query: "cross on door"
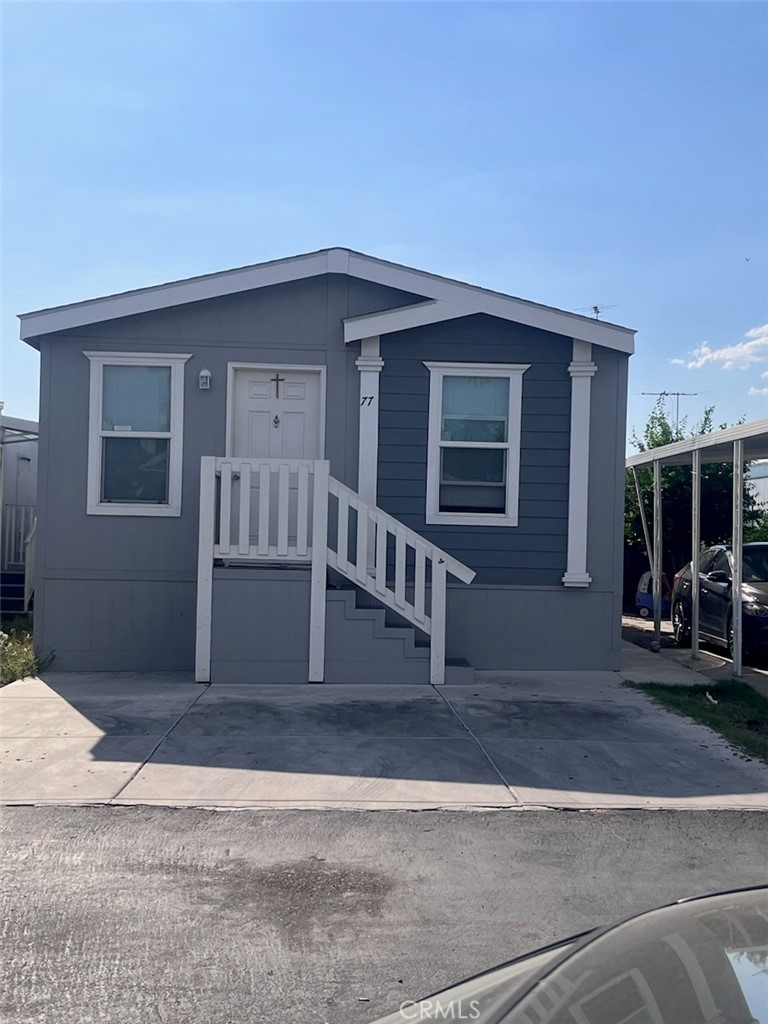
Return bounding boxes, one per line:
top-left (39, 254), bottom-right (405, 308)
top-left (271, 373), bottom-right (285, 398)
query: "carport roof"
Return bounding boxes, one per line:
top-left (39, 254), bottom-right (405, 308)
top-left (626, 417), bottom-right (768, 468)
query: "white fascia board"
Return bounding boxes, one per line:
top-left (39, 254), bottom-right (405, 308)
top-left (19, 249), bottom-right (340, 342)
top-left (343, 300), bottom-right (479, 343)
top-left (19, 245), bottom-right (636, 355)
top-left (626, 417), bottom-right (768, 469)
top-left (345, 252), bottom-right (636, 354)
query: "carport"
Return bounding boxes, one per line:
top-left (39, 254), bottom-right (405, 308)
top-left (626, 417), bottom-right (768, 676)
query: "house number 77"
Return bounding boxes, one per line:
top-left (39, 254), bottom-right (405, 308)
top-left (360, 396), bottom-right (375, 406)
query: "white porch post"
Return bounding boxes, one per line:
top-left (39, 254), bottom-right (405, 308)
top-left (308, 459), bottom-right (330, 682)
top-left (652, 459), bottom-right (663, 644)
top-left (430, 557), bottom-right (447, 685)
top-left (195, 456), bottom-right (217, 683)
top-left (356, 336), bottom-right (383, 506)
top-left (732, 439), bottom-right (744, 677)
top-left (691, 448), bottom-right (701, 659)
top-left (562, 340), bottom-right (598, 587)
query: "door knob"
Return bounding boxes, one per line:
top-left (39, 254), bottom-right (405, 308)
top-left (273, 415), bottom-right (280, 427)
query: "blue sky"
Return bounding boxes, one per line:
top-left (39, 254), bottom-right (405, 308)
top-left (2, 1), bottom-right (767, 442)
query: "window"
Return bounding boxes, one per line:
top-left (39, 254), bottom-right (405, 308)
top-left (425, 362), bottom-right (529, 527)
top-left (697, 549), bottom-right (718, 574)
top-left (710, 550), bottom-right (731, 577)
top-left (85, 352), bottom-right (191, 516)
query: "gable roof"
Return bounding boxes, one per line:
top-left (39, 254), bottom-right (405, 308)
top-left (19, 247), bottom-right (635, 354)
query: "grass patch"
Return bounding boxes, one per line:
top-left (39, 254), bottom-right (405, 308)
top-left (627, 679), bottom-right (768, 765)
top-left (0, 622), bottom-right (53, 686)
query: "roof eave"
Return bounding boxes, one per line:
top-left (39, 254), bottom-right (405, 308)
top-left (19, 246), bottom-right (636, 354)
top-left (626, 418), bottom-right (768, 468)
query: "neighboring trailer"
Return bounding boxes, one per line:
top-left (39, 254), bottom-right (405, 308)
top-left (19, 248), bottom-right (634, 680)
top-left (0, 412), bottom-right (39, 614)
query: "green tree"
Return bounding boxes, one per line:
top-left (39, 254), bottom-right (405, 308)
top-left (625, 400), bottom-right (766, 574)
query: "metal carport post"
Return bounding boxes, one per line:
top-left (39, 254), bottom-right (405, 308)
top-left (627, 418), bottom-right (768, 679)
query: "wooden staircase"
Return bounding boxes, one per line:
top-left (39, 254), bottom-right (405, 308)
top-left (195, 457), bottom-right (476, 684)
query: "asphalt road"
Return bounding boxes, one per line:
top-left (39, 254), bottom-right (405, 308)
top-left (2, 807), bottom-right (767, 1024)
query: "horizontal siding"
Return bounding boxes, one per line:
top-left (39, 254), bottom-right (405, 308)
top-left (377, 316), bottom-right (571, 586)
top-left (378, 479), bottom-right (569, 503)
top-left (377, 496), bottom-right (569, 518)
top-left (391, 514), bottom-right (569, 537)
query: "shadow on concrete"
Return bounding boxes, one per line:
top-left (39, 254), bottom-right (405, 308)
top-left (2, 671), bottom-right (767, 807)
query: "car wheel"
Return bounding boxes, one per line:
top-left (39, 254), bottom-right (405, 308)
top-left (638, 607), bottom-right (650, 618)
top-left (672, 601), bottom-right (691, 648)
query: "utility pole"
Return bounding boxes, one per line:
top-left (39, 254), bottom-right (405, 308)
top-left (641, 391), bottom-right (700, 434)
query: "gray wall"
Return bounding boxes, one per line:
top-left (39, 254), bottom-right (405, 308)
top-left (211, 567), bottom-right (310, 683)
top-left (445, 343), bottom-right (629, 670)
top-left (376, 323), bottom-right (628, 670)
top-left (378, 314), bottom-right (571, 587)
top-left (31, 274), bottom-right (421, 670)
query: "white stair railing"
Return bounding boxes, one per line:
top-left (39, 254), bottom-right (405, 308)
top-left (326, 476), bottom-right (475, 684)
top-left (23, 517), bottom-right (37, 612)
top-left (2, 503), bottom-right (36, 570)
top-left (195, 457), bottom-right (475, 685)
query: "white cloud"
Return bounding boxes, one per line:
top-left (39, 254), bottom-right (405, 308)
top-left (748, 386), bottom-right (768, 396)
top-left (669, 357), bottom-right (685, 365)
top-left (680, 323), bottom-right (768, 371)
top-left (761, 370), bottom-right (768, 380)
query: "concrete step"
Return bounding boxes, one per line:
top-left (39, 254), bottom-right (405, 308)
top-left (325, 591), bottom-right (429, 683)
top-left (1, 573), bottom-right (26, 614)
top-left (325, 579), bottom-right (475, 685)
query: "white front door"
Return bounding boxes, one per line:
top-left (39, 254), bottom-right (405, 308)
top-left (228, 367), bottom-right (324, 558)
top-left (231, 367), bottom-right (323, 460)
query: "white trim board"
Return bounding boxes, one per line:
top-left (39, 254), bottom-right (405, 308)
top-left (355, 338), bottom-right (383, 507)
top-left (626, 416), bottom-right (768, 468)
top-left (562, 340), bottom-right (596, 587)
top-left (343, 300), bottom-right (480, 343)
top-left (20, 248), bottom-right (636, 354)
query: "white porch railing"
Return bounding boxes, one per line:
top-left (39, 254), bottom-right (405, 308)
top-left (2, 502), bottom-right (36, 570)
top-left (24, 518), bottom-right (37, 611)
top-left (195, 457), bottom-right (475, 685)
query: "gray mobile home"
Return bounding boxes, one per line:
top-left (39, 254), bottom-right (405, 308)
top-left (19, 249), bottom-right (634, 683)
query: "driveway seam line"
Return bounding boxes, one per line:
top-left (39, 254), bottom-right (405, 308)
top-left (108, 684), bottom-right (212, 803)
top-left (431, 685), bottom-right (524, 806)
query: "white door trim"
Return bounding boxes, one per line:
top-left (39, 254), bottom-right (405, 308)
top-left (225, 362), bottom-right (327, 459)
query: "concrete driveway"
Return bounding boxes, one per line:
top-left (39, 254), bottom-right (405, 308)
top-left (3, 660), bottom-right (768, 810)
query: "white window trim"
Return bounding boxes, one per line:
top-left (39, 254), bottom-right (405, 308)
top-left (424, 361), bottom-right (530, 527)
top-left (85, 352), bottom-right (191, 517)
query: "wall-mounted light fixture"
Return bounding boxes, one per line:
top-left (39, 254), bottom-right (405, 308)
top-left (199, 368), bottom-right (211, 390)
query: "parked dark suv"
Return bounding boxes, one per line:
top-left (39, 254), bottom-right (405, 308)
top-left (670, 541), bottom-right (768, 661)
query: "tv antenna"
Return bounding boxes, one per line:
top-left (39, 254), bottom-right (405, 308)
top-left (641, 390), bottom-right (701, 433)
top-left (574, 304), bottom-right (618, 320)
